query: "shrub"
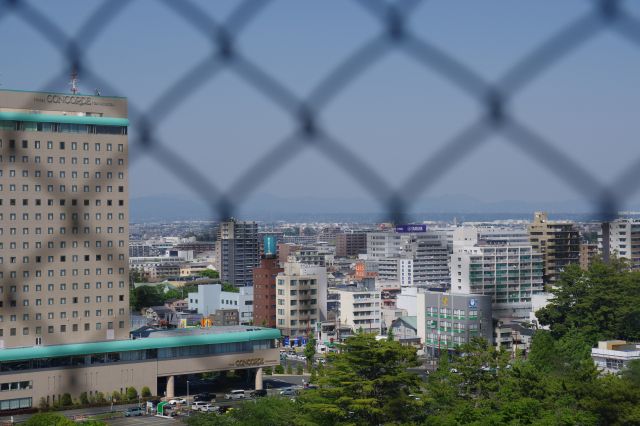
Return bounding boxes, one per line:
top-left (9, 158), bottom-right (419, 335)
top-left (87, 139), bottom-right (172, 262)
top-left (296, 365), bottom-right (304, 375)
top-left (310, 368), bottom-right (318, 384)
top-left (274, 364), bottom-right (284, 374)
top-left (141, 386), bottom-right (152, 398)
top-left (60, 393), bottom-right (72, 407)
top-left (38, 397), bottom-right (48, 410)
top-left (286, 363), bottom-right (293, 375)
top-left (126, 387), bottom-right (138, 401)
top-left (95, 392), bottom-right (106, 404)
top-left (264, 367), bottom-right (273, 375)
top-left (111, 391), bottom-right (121, 403)
top-left (79, 392), bottom-right (89, 405)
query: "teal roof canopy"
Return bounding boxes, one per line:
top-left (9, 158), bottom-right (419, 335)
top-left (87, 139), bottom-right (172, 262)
top-left (0, 111), bottom-right (128, 127)
top-left (0, 328), bottom-right (280, 362)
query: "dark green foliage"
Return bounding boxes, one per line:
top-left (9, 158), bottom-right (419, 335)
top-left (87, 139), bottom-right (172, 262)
top-left (26, 413), bottom-right (76, 426)
top-left (302, 331), bottom-right (422, 425)
top-left (221, 282), bottom-right (239, 293)
top-left (126, 387), bottom-right (138, 401)
top-left (200, 269), bottom-right (220, 279)
top-left (274, 364), bottom-right (284, 374)
top-left (60, 393), bottom-right (72, 406)
top-left (536, 260), bottom-right (640, 343)
top-left (79, 392), bottom-right (89, 405)
top-left (141, 386), bottom-right (152, 397)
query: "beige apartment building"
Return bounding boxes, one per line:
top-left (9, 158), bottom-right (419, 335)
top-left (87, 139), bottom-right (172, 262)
top-left (276, 262), bottom-right (327, 339)
top-left (528, 212), bottom-right (580, 285)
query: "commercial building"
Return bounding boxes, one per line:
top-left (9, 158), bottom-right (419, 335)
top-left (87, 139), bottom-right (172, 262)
top-left (216, 219), bottom-right (259, 287)
top-left (389, 316), bottom-right (419, 346)
top-left (332, 285), bottom-right (382, 334)
top-left (367, 229), bottom-right (449, 288)
top-left (276, 262), bottom-right (328, 340)
top-left (335, 232), bottom-right (367, 258)
top-left (187, 284), bottom-right (254, 325)
top-left (0, 89), bottom-right (130, 347)
top-left (528, 212), bottom-right (580, 284)
top-left (417, 291), bottom-right (493, 354)
top-left (452, 226), bottom-right (544, 320)
top-left (591, 340), bottom-right (640, 374)
top-left (0, 327), bottom-right (280, 409)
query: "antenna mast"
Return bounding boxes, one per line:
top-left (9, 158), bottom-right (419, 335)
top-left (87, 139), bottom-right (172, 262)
top-left (70, 68), bottom-right (79, 94)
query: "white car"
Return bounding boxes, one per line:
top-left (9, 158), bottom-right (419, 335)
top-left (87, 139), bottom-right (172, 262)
top-left (200, 404), bottom-right (220, 413)
top-left (168, 398), bottom-right (186, 405)
top-left (191, 401), bottom-right (208, 411)
top-left (224, 390), bottom-right (246, 400)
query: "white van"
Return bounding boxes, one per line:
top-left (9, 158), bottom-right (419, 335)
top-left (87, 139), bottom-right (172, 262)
top-left (224, 390), bottom-right (246, 400)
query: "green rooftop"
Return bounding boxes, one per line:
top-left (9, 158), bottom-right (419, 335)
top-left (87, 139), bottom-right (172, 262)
top-left (0, 328), bottom-right (280, 362)
top-left (0, 111), bottom-right (128, 127)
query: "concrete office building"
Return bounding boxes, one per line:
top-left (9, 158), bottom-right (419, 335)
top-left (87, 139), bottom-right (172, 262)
top-left (452, 226), bottom-right (544, 320)
top-left (332, 285), bottom-right (382, 334)
top-left (276, 262), bottom-right (328, 339)
top-left (0, 327), bottom-right (280, 407)
top-left (528, 212), bottom-right (580, 284)
top-left (188, 284), bottom-right (254, 325)
top-left (367, 230), bottom-right (449, 287)
top-left (335, 232), bottom-right (367, 258)
top-left (0, 89), bottom-right (130, 348)
top-left (216, 219), bottom-right (259, 287)
top-left (580, 242), bottom-right (598, 271)
top-left (417, 291), bottom-right (493, 354)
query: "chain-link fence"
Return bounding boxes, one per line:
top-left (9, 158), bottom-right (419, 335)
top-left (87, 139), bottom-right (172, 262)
top-left (1, 0), bottom-right (640, 403)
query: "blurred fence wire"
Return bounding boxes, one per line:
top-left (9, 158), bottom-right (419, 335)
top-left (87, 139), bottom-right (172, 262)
top-left (1, 0), bottom-right (640, 396)
top-left (4, 0), bottom-right (640, 222)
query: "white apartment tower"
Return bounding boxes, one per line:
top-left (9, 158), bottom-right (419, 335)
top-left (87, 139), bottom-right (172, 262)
top-left (451, 226), bottom-right (544, 320)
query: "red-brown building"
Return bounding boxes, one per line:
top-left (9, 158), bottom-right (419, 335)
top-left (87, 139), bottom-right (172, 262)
top-left (252, 257), bottom-right (284, 327)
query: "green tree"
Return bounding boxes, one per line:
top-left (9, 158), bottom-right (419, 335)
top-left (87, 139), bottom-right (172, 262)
top-left (304, 336), bottom-right (316, 371)
top-left (79, 392), bottom-right (89, 405)
top-left (25, 413), bottom-right (76, 426)
top-left (95, 392), bottom-right (106, 404)
top-left (199, 269), bottom-right (220, 279)
top-left (132, 285), bottom-right (164, 310)
top-left (60, 393), bottom-right (72, 406)
top-left (296, 364), bottom-right (304, 375)
top-left (141, 386), bottom-right (152, 398)
top-left (302, 331), bottom-right (422, 425)
top-left (231, 397), bottom-right (304, 426)
top-left (126, 387), bottom-right (138, 401)
top-left (221, 282), bottom-right (239, 293)
top-left (274, 364), bottom-right (284, 374)
top-left (536, 260), bottom-right (640, 343)
top-left (286, 363), bottom-right (293, 375)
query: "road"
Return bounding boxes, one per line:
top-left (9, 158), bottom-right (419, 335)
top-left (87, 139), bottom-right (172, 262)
top-left (0, 403), bottom-right (140, 424)
top-left (106, 416), bottom-right (177, 425)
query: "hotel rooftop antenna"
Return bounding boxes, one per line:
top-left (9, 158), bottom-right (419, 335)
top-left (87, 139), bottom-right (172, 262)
top-left (70, 68), bottom-right (79, 94)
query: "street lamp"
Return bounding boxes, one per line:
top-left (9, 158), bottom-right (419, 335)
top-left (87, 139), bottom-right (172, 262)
top-left (187, 380), bottom-right (190, 416)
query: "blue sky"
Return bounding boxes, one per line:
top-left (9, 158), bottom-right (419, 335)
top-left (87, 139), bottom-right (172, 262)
top-left (2, 0), bottom-right (640, 215)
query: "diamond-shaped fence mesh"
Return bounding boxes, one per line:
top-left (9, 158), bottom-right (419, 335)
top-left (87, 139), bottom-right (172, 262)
top-left (1, 0), bottom-right (640, 398)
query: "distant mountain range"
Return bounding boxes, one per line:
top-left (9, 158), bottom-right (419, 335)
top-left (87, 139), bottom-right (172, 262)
top-left (129, 194), bottom-right (628, 223)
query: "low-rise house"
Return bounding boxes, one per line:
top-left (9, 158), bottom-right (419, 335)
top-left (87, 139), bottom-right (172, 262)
top-left (592, 340), bottom-right (640, 374)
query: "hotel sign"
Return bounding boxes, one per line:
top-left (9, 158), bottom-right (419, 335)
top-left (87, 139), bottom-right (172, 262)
top-left (234, 358), bottom-right (264, 367)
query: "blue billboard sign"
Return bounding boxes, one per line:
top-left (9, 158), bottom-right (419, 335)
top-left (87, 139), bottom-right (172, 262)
top-left (395, 224), bottom-right (427, 233)
top-left (283, 336), bottom-right (290, 346)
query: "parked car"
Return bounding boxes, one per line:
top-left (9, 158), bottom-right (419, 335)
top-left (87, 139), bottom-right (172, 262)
top-left (200, 404), bottom-right (220, 413)
top-left (168, 398), bottom-right (187, 405)
top-left (124, 407), bottom-right (144, 417)
top-left (194, 393), bottom-right (215, 402)
top-left (224, 390), bottom-right (246, 400)
top-left (279, 388), bottom-right (297, 397)
top-left (191, 401), bottom-right (209, 411)
top-left (250, 389), bottom-right (267, 398)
